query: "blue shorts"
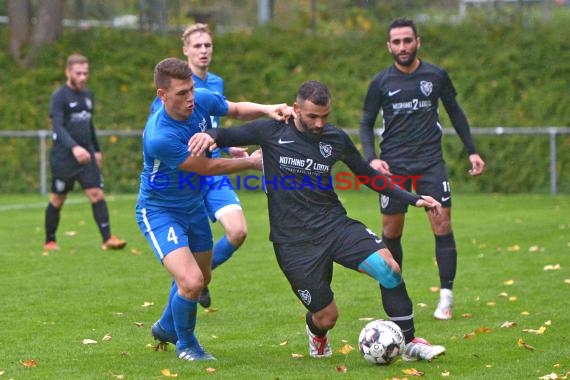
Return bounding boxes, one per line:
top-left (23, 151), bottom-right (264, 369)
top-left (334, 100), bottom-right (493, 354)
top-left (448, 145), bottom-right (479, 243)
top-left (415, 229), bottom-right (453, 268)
top-left (136, 203), bottom-right (213, 262)
top-left (202, 175), bottom-right (242, 222)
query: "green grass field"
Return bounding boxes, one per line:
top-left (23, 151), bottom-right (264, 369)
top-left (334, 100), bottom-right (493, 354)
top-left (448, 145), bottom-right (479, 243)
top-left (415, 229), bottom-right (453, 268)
top-left (0, 192), bottom-right (568, 379)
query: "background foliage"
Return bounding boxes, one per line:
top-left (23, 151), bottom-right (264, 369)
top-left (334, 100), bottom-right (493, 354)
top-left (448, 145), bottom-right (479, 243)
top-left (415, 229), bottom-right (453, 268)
top-left (0, 6), bottom-right (569, 194)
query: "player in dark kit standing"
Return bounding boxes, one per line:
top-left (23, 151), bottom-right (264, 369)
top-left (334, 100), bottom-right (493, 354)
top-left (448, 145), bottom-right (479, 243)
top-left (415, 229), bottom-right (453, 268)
top-left (189, 80), bottom-right (446, 361)
top-left (44, 54), bottom-right (126, 251)
top-left (359, 18), bottom-right (485, 320)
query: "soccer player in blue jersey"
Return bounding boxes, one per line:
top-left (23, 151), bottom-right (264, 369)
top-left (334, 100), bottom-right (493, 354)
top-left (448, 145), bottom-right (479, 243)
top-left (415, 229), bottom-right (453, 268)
top-left (137, 57), bottom-right (291, 361)
top-left (359, 18), bottom-right (486, 320)
top-left (180, 23), bottom-right (250, 308)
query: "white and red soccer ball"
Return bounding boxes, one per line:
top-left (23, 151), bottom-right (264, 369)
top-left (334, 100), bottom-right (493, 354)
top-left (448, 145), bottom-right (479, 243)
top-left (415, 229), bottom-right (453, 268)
top-left (358, 319), bottom-right (405, 365)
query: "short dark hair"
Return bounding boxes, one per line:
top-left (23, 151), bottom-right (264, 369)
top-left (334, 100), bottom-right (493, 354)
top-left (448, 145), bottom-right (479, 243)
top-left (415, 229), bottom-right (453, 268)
top-left (296, 80), bottom-right (331, 106)
top-left (154, 57), bottom-right (193, 89)
top-left (387, 18), bottom-right (418, 40)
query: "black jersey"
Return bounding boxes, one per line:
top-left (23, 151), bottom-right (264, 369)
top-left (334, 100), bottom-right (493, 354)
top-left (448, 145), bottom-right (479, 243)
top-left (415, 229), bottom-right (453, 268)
top-left (360, 61), bottom-right (476, 166)
top-left (207, 119), bottom-right (420, 244)
top-left (49, 85), bottom-right (100, 164)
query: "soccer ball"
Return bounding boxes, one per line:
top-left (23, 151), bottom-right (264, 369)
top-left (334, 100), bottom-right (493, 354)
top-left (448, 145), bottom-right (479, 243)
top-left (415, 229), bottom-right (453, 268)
top-left (358, 319), bottom-right (405, 365)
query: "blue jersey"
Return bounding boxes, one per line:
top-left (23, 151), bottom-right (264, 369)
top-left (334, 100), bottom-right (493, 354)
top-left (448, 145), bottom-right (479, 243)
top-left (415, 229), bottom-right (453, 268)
top-left (138, 88), bottom-right (229, 211)
top-left (193, 72), bottom-right (225, 158)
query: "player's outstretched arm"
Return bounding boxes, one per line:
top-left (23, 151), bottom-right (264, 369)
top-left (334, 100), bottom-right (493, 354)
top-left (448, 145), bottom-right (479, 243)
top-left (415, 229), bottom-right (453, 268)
top-left (226, 102), bottom-right (293, 121)
top-left (178, 155), bottom-right (261, 175)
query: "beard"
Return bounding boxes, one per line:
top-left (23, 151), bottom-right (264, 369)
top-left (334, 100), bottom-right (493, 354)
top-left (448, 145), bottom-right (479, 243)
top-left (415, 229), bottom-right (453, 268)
top-left (299, 118), bottom-right (323, 139)
top-left (393, 49), bottom-right (417, 67)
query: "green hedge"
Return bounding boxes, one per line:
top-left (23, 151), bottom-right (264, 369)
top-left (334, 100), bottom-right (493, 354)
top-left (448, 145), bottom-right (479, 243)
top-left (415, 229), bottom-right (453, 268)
top-left (0, 14), bottom-right (569, 193)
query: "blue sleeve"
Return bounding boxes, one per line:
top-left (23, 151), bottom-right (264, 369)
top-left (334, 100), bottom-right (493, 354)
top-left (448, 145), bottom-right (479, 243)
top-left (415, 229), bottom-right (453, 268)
top-left (195, 87), bottom-right (229, 117)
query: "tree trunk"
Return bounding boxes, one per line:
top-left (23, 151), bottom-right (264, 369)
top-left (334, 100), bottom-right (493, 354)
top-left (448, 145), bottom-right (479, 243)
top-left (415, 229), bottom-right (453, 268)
top-left (8, 0), bottom-right (32, 67)
top-left (8, 0), bottom-right (65, 68)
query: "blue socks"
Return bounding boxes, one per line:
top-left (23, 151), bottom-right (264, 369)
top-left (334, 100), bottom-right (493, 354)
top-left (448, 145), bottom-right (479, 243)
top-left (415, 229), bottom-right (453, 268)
top-left (158, 281), bottom-right (177, 333)
top-left (171, 293), bottom-right (198, 349)
top-left (212, 235), bottom-right (238, 270)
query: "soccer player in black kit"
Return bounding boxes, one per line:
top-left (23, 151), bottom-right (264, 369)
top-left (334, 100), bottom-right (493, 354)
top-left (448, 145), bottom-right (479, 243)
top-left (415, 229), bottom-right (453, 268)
top-left (189, 80), bottom-right (446, 361)
top-left (44, 54), bottom-right (126, 251)
top-left (359, 18), bottom-right (485, 320)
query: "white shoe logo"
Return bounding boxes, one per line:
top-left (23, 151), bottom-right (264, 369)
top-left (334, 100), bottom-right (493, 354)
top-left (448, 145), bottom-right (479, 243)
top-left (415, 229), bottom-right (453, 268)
top-left (388, 89), bottom-right (401, 96)
top-left (278, 138), bottom-right (294, 144)
top-left (441, 196), bottom-right (451, 202)
top-left (69, 102), bottom-right (78, 107)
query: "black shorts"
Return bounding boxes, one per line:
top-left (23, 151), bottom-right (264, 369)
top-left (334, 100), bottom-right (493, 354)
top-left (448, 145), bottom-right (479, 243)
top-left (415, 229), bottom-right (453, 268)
top-left (50, 160), bottom-right (104, 194)
top-left (380, 160), bottom-right (451, 214)
top-left (273, 218), bottom-right (385, 313)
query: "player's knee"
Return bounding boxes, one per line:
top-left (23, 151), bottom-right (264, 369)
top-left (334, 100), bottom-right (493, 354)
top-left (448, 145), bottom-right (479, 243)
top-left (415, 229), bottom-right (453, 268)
top-left (226, 226), bottom-right (248, 247)
top-left (358, 252), bottom-right (402, 289)
top-left (178, 275), bottom-right (205, 299)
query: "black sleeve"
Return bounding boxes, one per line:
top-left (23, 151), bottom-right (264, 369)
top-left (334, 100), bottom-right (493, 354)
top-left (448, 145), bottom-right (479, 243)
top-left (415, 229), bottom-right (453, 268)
top-left (205, 119), bottom-right (268, 147)
top-left (440, 72), bottom-right (477, 155)
top-left (49, 90), bottom-right (78, 150)
top-left (89, 94), bottom-right (100, 152)
top-left (340, 132), bottom-right (421, 205)
top-left (359, 78), bottom-right (383, 162)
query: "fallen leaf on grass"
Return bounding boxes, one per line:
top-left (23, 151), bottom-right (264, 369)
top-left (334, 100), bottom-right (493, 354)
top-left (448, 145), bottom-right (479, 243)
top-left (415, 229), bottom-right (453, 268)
top-left (545, 320), bottom-right (552, 326)
top-left (161, 368), bottom-right (178, 377)
top-left (130, 248), bottom-right (142, 255)
top-left (338, 343), bottom-right (354, 355)
top-left (509, 296), bottom-right (518, 301)
top-left (503, 280), bottom-right (515, 285)
top-left (528, 245), bottom-right (541, 252)
top-left (462, 313), bottom-right (474, 318)
top-left (417, 303), bottom-right (427, 308)
top-left (402, 368), bottom-right (424, 376)
top-left (82, 339), bottom-right (97, 345)
top-left (0, 369), bottom-right (5, 375)
top-left (486, 301), bottom-right (496, 307)
top-left (141, 301), bottom-right (154, 307)
top-left (279, 340), bottom-right (288, 346)
top-left (498, 292), bottom-right (509, 297)
top-left (291, 353), bottom-right (304, 359)
top-left (429, 286), bottom-right (440, 292)
top-left (441, 370), bottom-right (451, 377)
top-left (517, 338), bottom-right (535, 351)
top-left (102, 333), bottom-right (112, 341)
top-left (463, 327), bottom-right (492, 339)
top-left (204, 307), bottom-right (219, 313)
top-left (521, 311), bottom-right (530, 316)
top-left (507, 244), bottom-right (520, 252)
top-left (335, 365), bottom-right (348, 373)
top-left (20, 359), bottom-right (37, 368)
top-left (544, 264), bottom-right (561, 271)
top-left (539, 373), bottom-right (561, 380)
top-left (523, 326), bottom-right (546, 335)
top-left (205, 368), bottom-right (216, 373)
top-left (134, 322), bottom-right (144, 327)
top-left (64, 230), bottom-right (77, 236)
top-left (564, 279), bottom-right (570, 284)
top-left (107, 371), bottom-right (125, 379)
top-left (358, 317), bottom-right (375, 321)
top-left (500, 321), bottom-right (517, 328)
